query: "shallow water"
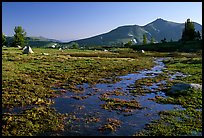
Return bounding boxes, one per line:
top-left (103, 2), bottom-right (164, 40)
top-left (50, 58), bottom-right (186, 136)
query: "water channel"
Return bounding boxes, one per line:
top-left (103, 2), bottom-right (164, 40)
top-left (50, 58), bottom-right (186, 136)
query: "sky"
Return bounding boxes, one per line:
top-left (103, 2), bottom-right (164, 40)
top-left (2, 2), bottom-right (202, 42)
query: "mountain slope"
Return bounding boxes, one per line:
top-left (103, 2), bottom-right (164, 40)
top-left (70, 18), bottom-right (202, 47)
top-left (5, 36), bottom-right (60, 47)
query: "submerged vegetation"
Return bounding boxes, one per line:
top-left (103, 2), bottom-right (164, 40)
top-left (2, 40), bottom-right (202, 136)
top-left (98, 118), bottom-right (122, 132)
top-left (100, 95), bottom-right (142, 112)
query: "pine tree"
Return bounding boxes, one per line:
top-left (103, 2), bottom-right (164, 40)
top-left (72, 42), bottom-right (79, 49)
top-left (161, 37), bottom-right (167, 43)
top-left (12, 26), bottom-right (27, 47)
top-left (143, 34), bottom-right (147, 45)
top-left (150, 37), bottom-right (155, 44)
top-left (124, 40), bottom-right (132, 48)
top-left (182, 19), bottom-right (196, 41)
top-left (195, 31), bottom-right (201, 40)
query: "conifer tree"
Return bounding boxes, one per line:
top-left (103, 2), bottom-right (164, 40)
top-left (143, 34), bottom-right (147, 45)
top-left (150, 37), bottom-right (155, 44)
top-left (12, 26), bottom-right (27, 47)
top-left (182, 19), bottom-right (196, 41)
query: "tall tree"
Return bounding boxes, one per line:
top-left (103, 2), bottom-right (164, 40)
top-left (195, 31), bottom-right (201, 40)
top-left (12, 26), bottom-right (27, 47)
top-left (2, 33), bottom-right (7, 46)
top-left (71, 42), bottom-right (79, 49)
top-left (181, 19), bottom-right (196, 41)
top-left (150, 37), bottom-right (155, 44)
top-left (143, 34), bottom-right (147, 45)
top-left (124, 40), bottom-right (132, 48)
top-left (161, 37), bottom-right (167, 43)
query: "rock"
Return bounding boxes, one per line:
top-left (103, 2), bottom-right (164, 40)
top-left (169, 83), bottom-right (190, 93)
top-left (168, 83), bottom-right (202, 95)
top-left (189, 83), bottom-right (202, 90)
top-left (17, 45), bottom-right (22, 48)
top-left (42, 53), bottom-right (49, 55)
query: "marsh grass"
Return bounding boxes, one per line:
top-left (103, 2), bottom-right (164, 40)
top-left (2, 106), bottom-right (68, 136)
top-left (130, 73), bottom-right (171, 94)
top-left (2, 47), bottom-right (154, 136)
top-left (98, 118), bottom-right (122, 132)
top-left (2, 47), bottom-right (202, 136)
top-left (134, 56), bottom-right (202, 136)
top-left (134, 108), bottom-right (202, 136)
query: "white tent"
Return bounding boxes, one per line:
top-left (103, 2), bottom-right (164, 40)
top-left (22, 46), bottom-right (34, 54)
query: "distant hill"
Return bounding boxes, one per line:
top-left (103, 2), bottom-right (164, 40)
top-left (5, 36), bottom-right (61, 48)
top-left (69, 18), bottom-right (202, 47)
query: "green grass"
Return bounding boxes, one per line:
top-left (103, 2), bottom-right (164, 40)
top-left (2, 47), bottom-right (154, 136)
top-left (2, 106), bottom-right (68, 136)
top-left (163, 57), bottom-right (202, 84)
top-left (135, 108), bottom-right (202, 136)
top-left (134, 56), bottom-right (202, 136)
top-left (2, 48), bottom-right (154, 108)
top-left (2, 46), bottom-right (202, 136)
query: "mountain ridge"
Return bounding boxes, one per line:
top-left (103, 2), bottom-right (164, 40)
top-left (69, 18), bottom-right (202, 47)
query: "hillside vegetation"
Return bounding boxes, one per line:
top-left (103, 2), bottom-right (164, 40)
top-left (132, 40), bottom-right (202, 52)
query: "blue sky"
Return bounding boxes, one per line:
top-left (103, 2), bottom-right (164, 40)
top-left (2, 2), bottom-right (202, 41)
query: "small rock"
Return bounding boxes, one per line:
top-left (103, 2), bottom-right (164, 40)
top-left (17, 45), bottom-right (22, 49)
top-left (190, 83), bottom-right (202, 90)
top-left (169, 83), bottom-right (190, 94)
top-left (168, 83), bottom-right (202, 95)
top-left (42, 53), bottom-right (49, 55)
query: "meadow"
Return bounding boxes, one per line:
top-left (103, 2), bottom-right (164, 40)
top-left (2, 44), bottom-right (202, 136)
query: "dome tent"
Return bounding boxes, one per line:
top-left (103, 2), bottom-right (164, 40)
top-left (22, 46), bottom-right (34, 54)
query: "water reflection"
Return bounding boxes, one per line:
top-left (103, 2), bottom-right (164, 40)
top-left (50, 58), bottom-right (186, 136)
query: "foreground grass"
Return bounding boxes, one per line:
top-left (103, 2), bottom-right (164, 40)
top-left (2, 47), bottom-right (154, 136)
top-left (134, 56), bottom-right (202, 136)
top-left (2, 47), bottom-right (202, 136)
top-left (2, 47), bottom-right (153, 108)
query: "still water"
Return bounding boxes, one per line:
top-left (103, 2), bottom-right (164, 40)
top-left (50, 58), bottom-right (185, 136)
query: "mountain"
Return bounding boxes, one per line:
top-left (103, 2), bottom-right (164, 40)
top-left (69, 18), bottom-right (202, 47)
top-left (6, 36), bottom-right (61, 47)
top-left (34, 36), bottom-right (62, 43)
